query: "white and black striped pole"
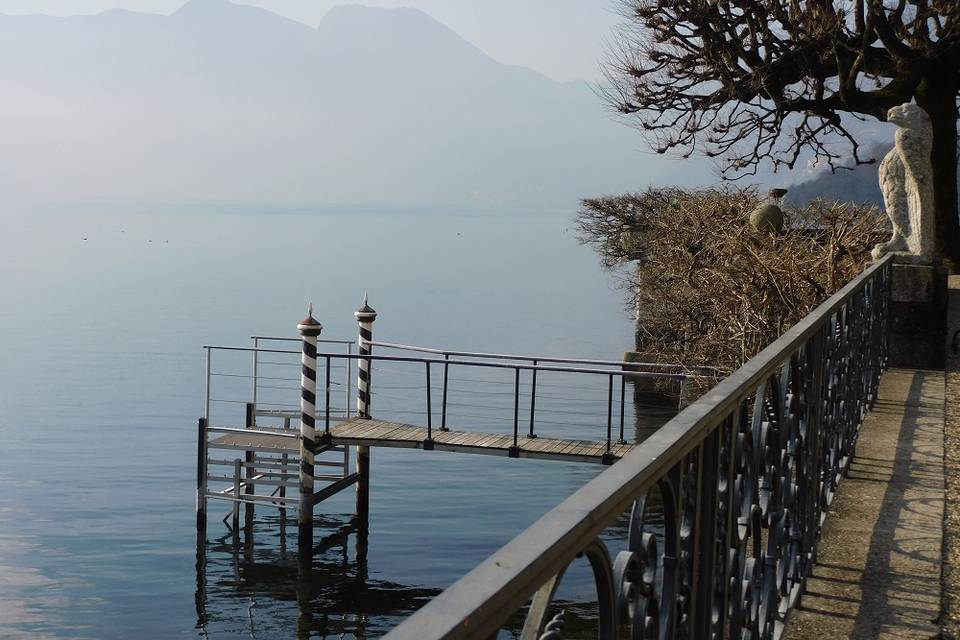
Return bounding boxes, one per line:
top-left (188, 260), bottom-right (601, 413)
top-left (354, 294), bottom-right (377, 532)
top-left (297, 305), bottom-right (322, 554)
top-left (355, 293), bottom-right (378, 419)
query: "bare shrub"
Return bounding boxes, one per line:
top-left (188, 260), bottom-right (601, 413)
top-left (578, 186), bottom-right (889, 374)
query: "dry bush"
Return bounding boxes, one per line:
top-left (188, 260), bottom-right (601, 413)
top-left (577, 186), bottom-right (889, 374)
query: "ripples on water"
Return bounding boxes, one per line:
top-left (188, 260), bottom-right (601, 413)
top-left (0, 206), bottom-right (676, 638)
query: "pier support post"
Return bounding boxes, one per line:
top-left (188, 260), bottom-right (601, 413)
top-left (196, 417), bottom-right (208, 535)
top-left (356, 445), bottom-right (370, 555)
top-left (297, 305), bottom-right (323, 556)
top-left (354, 295), bottom-right (377, 538)
top-left (244, 403), bottom-right (255, 532)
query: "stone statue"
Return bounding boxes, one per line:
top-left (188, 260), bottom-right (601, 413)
top-left (750, 188), bottom-right (788, 233)
top-left (872, 103), bottom-right (936, 261)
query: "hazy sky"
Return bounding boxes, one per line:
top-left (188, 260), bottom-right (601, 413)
top-left (0, 0), bottom-right (622, 81)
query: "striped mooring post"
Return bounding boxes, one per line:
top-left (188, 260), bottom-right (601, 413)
top-left (354, 295), bottom-right (377, 524)
top-left (297, 305), bottom-right (323, 554)
top-left (355, 293), bottom-right (377, 419)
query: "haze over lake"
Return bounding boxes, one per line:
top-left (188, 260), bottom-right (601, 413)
top-left (0, 205), bottom-right (658, 637)
top-left (0, 2), bottom-right (695, 637)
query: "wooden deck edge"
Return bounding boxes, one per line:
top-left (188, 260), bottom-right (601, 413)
top-left (331, 436), bottom-right (620, 464)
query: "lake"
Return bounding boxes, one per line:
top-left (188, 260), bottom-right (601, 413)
top-left (0, 205), bottom-right (670, 638)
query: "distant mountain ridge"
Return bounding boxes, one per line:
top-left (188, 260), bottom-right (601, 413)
top-left (785, 142), bottom-right (960, 207)
top-left (0, 0), bottom-right (714, 208)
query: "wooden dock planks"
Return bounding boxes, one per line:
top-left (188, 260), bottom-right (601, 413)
top-left (207, 417), bottom-right (637, 464)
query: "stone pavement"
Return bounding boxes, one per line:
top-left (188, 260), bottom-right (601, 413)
top-left (785, 368), bottom-right (945, 639)
top-left (940, 276), bottom-right (960, 639)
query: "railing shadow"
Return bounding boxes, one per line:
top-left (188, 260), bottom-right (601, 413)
top-left (847, 370), bottom-right (943, 637)
top-left (792, 369), bottom-right (943, 638)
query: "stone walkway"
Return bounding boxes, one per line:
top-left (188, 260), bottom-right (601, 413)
top-left (785, 368), bottom-right (945, 639)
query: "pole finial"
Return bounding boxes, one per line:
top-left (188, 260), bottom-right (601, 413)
top-left (355, 291), bottom-right (377, 320)
top-left (298, 303), bottom-right (322, 334)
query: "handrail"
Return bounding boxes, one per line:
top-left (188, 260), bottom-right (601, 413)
top-left (242, 335), bottom-right (718, 373)
top-left (250, 335), bottom-right (356, 345)
top-left (384, 254), bottom-right (893, 639)
top-left (203, 347), bottom-right (692, 380)
top-left (369, 339), bottom-right (721, 374)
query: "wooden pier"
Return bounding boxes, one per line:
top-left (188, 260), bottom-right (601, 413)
top-left (210, 417), bottom-right (636, 464)
top-left (196, 297), bottom-right (689, 562)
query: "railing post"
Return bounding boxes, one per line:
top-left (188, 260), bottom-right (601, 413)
top-left (251, 337), bottom-right (259, 425)
top-left (441, 354), bottom-right (450, 432)
top-left (204, 347), bottom-right (212, 426)
top-left (424, 362), bottom-right (434, 449)
top-left (325, 356), bottom-right (331, 436)
top-left (297, 305), bottom-right (323, 556)
top-left (509, 368), bottom-right (520, 458)
top-left (602, 373), bottom-right (614, 465)
top-left (346, 341), bottom-right (353, 419)
top-left (528, 360), bottom-right (538, 438)
top-left (354, 294), bottom-right (377, 529)
top-left (618, 375), bottom-right (626, 444)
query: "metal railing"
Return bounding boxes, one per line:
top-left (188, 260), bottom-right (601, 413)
top-left (204, 333), bottom-right (701, 463)
top-left (353, 353), bottom-right (690, 458)
top-left (250, 336), bottom-right (354, 425)
top-left (203, 338), bottom-right (355, 429)
top-left (205, 346), bottom-right (696, 461)
top-left (369, 339), bottom-right (722, 374)
top-left (383, 254), bottom-right (893, 639)
top-left (200, 338), bottom-right (356, 523)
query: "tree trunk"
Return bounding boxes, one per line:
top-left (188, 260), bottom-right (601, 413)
top-left (915, 72), bottom-right (960, 268)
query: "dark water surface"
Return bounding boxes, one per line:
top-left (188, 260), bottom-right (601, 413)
top-left (0, 206), bottom-right (670, 638)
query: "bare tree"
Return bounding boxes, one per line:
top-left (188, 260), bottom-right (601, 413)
top-left (605, 0), bottom-right (960, 263)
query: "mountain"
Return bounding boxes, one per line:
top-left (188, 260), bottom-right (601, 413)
top-left (785, 141), bottom-right (960, 207)
top-left (784, 144), bottom-right (888, 207)
top-left (0, 1), bottom-right (714, 209)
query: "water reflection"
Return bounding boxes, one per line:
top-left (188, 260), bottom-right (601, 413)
top-left (632, 385), bottom-right (681, 442)
top-left (195, 513), bottom-right (440, 639)
top-left (194, 382), bottom-right (677, 638)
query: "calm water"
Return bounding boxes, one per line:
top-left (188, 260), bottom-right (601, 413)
top-left (0, 205), bottom-right (670, 638)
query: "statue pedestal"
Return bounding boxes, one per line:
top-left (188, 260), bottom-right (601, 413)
top-left (889, 259), bottom-right (947, 370)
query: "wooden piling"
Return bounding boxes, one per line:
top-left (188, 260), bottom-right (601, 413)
top-left (354, 296), bottom-right (376, 563)
top-left (356, 444), bottom-right (370, 567)
top-left (354, 293), bottom-right (377, 419)
top-left (356, 445), bottom-right (370, 521)
top-left (196, 417), bottom-right (207, 534)
top-left (297, 306), bottom-right (323, 555)
top-left (244, 403), bottom-right (255, 531)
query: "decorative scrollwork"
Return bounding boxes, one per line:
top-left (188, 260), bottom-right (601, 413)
top-left (539, 610), bottom-right (566, 640)
top-left (614, 496), bottom-right (659, 639)
top-left (521, 539), bottom-right (616, 640)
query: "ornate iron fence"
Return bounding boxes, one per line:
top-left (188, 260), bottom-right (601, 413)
top-left (384, 254), bottom-right (893, 640)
